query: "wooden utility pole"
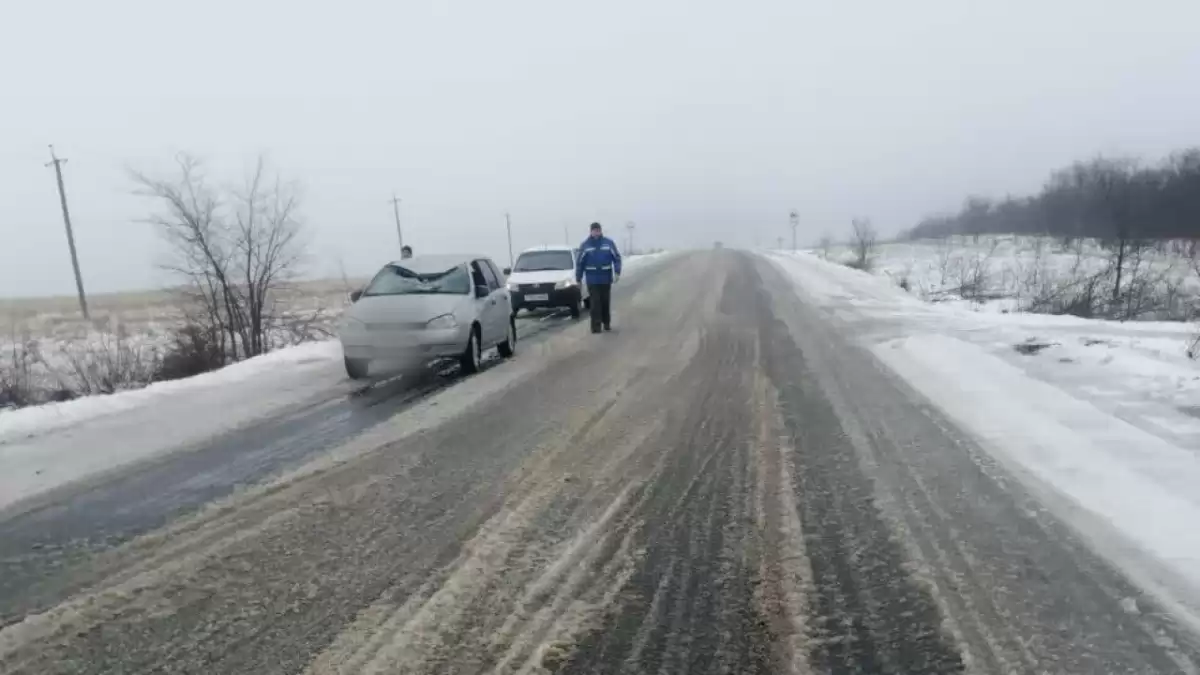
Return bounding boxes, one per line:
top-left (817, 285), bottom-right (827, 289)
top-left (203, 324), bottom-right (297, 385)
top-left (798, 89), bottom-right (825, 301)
top-left (625, 221), bottom-right (636, 255)
top-left (46, 145), bottom-right (90, 320)
top-left (389, 193), bottom-right (404, 248)
top-left (505, 212), bottom-right (514, 269)
top-left (789, 209), bottom-right (799, 252)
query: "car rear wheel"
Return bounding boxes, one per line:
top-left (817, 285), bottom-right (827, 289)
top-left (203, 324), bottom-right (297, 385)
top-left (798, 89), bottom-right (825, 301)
top-left (345, 357), bottom-right (369, 380)
top-left (498, 317), bottom-right (517, 357)
top-left (460, 326), bottom-right (482, 374)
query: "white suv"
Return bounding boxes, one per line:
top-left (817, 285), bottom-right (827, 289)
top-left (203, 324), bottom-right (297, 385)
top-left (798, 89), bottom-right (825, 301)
top-left (504, 245), bottom-right (589, 319)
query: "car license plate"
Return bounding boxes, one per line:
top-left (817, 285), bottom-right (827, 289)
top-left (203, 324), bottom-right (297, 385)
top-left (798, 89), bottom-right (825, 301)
top-left (526, 293), bottom-right (549, 301)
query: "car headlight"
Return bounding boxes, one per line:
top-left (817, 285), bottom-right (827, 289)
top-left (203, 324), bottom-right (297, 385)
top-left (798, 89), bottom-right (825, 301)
top-left (555, 278), bottom-right (576, 289)
top-left (507, 282), bottom-right (519, 291)
top-left (425, 313), bottom-right (458, 330)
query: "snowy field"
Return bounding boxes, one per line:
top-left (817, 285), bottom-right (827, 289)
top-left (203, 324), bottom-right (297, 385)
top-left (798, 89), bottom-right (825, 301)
top-left (0, 252), bottom-right (672, 510)
top-left (770, 249), bottom-right (1200, 631)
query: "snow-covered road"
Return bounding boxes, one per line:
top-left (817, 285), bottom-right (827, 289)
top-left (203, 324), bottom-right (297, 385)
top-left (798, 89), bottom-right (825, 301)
top-left (770, 250), bottom-right (1200, 633)
top-left (2, 250), bottom-right (1199, 674)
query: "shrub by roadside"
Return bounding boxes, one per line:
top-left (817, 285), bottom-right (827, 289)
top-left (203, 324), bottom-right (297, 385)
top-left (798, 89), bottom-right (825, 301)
top-left (1, 304), bottom-right (338, 411)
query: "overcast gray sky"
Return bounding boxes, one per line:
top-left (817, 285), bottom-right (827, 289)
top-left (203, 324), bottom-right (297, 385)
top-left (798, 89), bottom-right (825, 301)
top-left (4, 0), bottom-right (1199, 296)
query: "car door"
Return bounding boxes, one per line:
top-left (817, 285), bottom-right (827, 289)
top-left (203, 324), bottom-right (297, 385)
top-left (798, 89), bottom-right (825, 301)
top-left (484, 259), bottom-right (513, 318)
top-left (472, 260), bottom-right (502, 346)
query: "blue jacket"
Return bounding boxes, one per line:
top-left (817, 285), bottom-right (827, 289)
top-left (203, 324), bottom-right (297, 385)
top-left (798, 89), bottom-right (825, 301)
top-left (576, 236), bottom-right (622, 285)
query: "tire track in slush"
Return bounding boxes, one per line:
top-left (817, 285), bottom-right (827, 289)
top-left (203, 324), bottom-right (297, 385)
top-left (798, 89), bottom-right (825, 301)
top-left (757, 253), bottom-right (1200, 674)
top-left (562, 255), bottom-right (778, 674)
top-left (297, 255), bottom-right (732, 674)
top-left (0, 251), bottom-right (975, 674)
top-left (0, 257), bottom-right (698, 675)
top-left (0, 263), bottom-right (682, 632)
top-left (751, 366), bottom-right (814, 675)
top-left (751, 255), bottom-right (966, 674)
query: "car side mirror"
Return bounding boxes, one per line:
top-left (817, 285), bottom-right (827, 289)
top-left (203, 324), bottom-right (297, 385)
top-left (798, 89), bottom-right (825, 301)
top-left (475, 285), bottom-right (490, 298)
top-left (349, 290), bottom-right (363, 303)
top-left (502, 267), bottom-right (511, 276)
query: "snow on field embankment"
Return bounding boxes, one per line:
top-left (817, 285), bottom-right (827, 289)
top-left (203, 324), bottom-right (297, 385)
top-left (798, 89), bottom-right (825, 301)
top-left (0, 340), bottom-right (342, 445)
top-left (770, 249), bottom-right (1200, 629)
top-left (822, 234), bottom-right (1200, 321)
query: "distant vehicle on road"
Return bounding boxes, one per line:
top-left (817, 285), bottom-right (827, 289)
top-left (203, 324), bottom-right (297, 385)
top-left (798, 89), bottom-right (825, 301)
top-left (339, 254), bottom-right (516, 379)
top-left (504, 245), bottom-right (589, 319)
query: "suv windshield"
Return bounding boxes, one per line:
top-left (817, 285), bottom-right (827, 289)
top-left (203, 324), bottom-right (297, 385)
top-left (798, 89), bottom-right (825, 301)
top-left (362, 264), bottom-right (470, 296)
top-left (513, 250), bottom-right (574, 272)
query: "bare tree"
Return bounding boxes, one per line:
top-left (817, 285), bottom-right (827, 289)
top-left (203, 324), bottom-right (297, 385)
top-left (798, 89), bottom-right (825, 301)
top-left (955, 238), bottom-right (999, 302)
top-left (818, 233), bottom-right (832, 259)
top-left (851, 217), bottom-right (877, 269)
top-left (131, 154), bottom-right (306, 366)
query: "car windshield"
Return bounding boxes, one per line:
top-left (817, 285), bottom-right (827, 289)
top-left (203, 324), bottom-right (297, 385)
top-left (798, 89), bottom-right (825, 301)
top-left (362, 263), bottom-right (470, 296)
top-left (513, 250), bottom-right (574, 272)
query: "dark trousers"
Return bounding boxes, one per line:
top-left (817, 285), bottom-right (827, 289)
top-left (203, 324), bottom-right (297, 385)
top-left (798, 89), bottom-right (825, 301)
top-left (589, 283), bottom-right (612, 330)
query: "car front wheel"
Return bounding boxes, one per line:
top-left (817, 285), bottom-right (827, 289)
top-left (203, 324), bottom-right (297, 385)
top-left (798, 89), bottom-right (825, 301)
top-left (460, 326), bottom-right (482, 374)
top-left (498, 317), bottom-right (516, 357)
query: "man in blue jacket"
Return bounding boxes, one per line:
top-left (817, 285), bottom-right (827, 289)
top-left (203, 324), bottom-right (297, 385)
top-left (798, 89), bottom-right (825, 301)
top-left (576, 222), bottom-right (623, 333)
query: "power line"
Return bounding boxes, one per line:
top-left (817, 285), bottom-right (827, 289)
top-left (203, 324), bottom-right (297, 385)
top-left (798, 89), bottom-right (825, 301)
top-left (45, 145), bottom-right (89, 320)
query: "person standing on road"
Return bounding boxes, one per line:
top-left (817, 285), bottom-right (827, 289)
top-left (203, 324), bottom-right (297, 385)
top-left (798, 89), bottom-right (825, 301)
top-left (576, 222), bottom-right (622, 333)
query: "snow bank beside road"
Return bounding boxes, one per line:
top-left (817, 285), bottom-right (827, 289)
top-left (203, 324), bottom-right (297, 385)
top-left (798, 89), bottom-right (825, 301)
top-left (0, 340), bottom-right (342, 445)
top-left (769, 250), bottom-right (1200, 628)
top-left (0, 341), bottom-right (346, 511)
top-left (622, 250), bottom-right (671, 274)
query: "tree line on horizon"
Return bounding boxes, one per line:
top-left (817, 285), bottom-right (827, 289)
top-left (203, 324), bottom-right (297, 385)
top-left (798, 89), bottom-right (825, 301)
top-left (905, 148), bottom-right (1200, 244)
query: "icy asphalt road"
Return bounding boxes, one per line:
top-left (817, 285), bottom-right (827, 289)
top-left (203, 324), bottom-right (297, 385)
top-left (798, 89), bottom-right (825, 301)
top-left (2, 250), bottom-right (1199, 674)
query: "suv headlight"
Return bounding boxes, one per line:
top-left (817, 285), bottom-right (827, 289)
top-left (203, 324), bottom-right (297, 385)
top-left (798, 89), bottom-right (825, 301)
top-left (555, 278), bottom-right (576, 289)
top-left (425, 313), bottom-right (458, 330)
